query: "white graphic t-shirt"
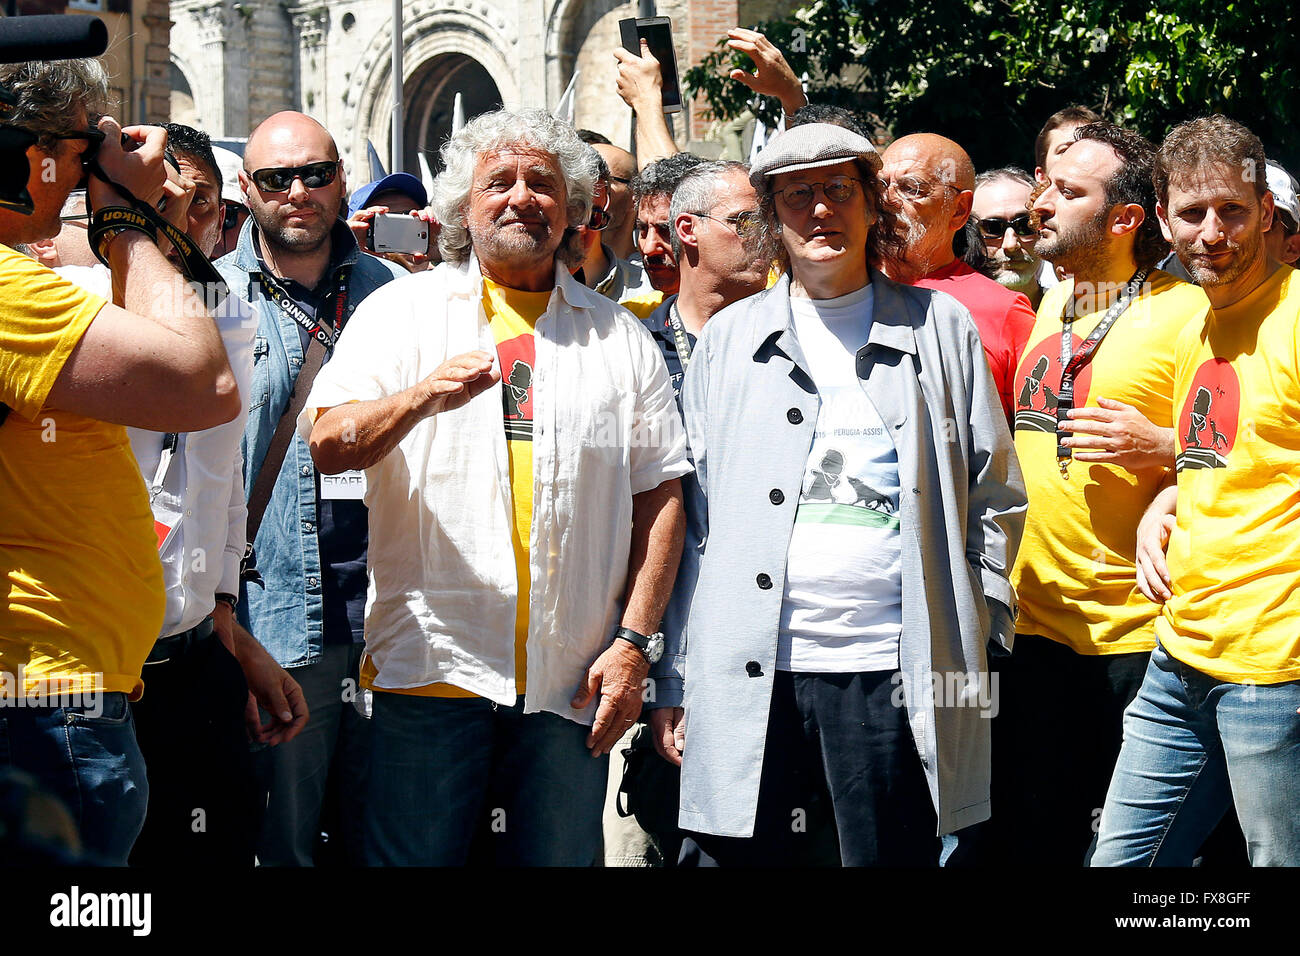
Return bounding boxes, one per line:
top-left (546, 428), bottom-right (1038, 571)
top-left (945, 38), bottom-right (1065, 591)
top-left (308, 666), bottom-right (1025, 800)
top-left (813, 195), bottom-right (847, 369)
top-left (779, 283), bottom-right (903, 672)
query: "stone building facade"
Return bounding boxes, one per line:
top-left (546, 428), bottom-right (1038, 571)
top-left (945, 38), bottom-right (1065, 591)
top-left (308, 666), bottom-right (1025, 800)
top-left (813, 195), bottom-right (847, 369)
top-left (14, 0), bottom-right (172, 125)
top-left (169, 0), bottom-right (796, 182)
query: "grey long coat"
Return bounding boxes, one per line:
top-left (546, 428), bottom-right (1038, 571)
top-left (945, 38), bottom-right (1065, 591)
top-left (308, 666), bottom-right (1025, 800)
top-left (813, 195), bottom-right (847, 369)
top-left (676, 271), bottom-right (1027, 838)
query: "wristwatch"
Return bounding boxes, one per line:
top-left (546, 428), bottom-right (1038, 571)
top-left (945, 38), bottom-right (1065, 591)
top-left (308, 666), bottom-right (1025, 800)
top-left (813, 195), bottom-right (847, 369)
top-left (613, 625), bottom-right (665, 664)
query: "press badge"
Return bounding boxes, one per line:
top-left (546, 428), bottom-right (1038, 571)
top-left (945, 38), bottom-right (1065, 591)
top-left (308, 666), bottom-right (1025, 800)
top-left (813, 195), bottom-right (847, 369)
top-left (320, 470), bottom-right (367, 500)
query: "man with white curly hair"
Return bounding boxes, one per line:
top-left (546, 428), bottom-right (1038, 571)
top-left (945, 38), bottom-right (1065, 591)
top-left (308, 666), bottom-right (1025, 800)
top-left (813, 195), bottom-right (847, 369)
top-left (300, 108), bottom-right (690, 865)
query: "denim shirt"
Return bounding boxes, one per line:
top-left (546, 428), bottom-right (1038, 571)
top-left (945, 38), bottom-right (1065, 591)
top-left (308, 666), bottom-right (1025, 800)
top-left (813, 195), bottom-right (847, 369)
top-left (216, 219), bottom-right (396, 667)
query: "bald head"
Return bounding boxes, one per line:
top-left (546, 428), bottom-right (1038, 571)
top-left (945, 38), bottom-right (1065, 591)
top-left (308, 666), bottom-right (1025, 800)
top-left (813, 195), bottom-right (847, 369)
top-left (879, 133), bottom-right (977, 281)
top-left (244, 111), bottom-right (339, 170)
top-left (882, 134), bottom-right (975, 191)
top-left (240, 110), bottom-right (347, 260)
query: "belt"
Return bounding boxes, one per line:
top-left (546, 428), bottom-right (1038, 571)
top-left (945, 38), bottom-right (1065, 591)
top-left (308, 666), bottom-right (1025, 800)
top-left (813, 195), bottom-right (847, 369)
top-left (144, 616), bottom-right (216, 664)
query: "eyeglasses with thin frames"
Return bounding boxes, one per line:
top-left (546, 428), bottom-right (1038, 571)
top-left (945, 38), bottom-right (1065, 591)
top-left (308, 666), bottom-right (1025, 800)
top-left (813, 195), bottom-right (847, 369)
top-left (693, 210), bottom-right (764, 239)
top-left (879, 175), bottom-right (960, 202)
top-left (774, 176), bottom-right (865, 211)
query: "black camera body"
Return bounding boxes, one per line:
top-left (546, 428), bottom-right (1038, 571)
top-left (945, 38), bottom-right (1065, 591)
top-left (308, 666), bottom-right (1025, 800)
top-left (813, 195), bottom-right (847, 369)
top-left (0, 15), bottom-right (110, 215)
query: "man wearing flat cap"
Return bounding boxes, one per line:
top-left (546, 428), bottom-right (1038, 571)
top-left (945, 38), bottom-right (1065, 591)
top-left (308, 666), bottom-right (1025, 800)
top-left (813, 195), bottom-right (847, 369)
top-left (668, 123), bottom-right (1027, 866)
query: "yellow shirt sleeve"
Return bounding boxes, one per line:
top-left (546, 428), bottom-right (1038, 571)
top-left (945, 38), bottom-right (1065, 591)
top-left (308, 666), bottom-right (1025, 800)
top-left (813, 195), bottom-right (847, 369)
top-left (0, 245), bottom-right (106, 420)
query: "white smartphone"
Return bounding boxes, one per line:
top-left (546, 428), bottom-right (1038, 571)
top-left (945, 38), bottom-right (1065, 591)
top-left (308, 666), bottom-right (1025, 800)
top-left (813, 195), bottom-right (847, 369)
top-left (368, 213), bottom-right (429, 256)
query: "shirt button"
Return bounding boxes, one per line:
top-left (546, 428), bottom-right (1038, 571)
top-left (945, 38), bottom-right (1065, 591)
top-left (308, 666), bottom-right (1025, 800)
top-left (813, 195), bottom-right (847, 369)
top-left (786, 408), bottom-right (803, 424)
top-left (745, 660), bottom-right (763, 677)
top-left (769, 489), bottom-right (784, 505)
top-left (302, 520), bottom-right (315, 533)
top-left (301, 465), bottom-right (312, 476)
top-left (306, 576), bottom-right (319, 588)
top-left (756, 572), bottom-right (772, 589)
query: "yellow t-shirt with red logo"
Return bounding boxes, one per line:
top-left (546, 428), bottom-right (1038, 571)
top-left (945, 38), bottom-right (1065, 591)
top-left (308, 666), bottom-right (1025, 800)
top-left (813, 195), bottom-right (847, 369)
top-left (360, 276), bottom-right (546, 698)
top-left (0, 244), bottom-right (165, 697)
top-left (1158, 263), bottom-right (1300, 683)
top-left (1011, 271), bottom-right (1208, 655)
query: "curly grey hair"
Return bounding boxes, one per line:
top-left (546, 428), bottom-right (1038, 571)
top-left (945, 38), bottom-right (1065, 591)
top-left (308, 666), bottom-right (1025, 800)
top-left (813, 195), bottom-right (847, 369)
top-left (0, 59), bottom-right (110, 152)
top-left (430, 108), bottom-right (598, 266)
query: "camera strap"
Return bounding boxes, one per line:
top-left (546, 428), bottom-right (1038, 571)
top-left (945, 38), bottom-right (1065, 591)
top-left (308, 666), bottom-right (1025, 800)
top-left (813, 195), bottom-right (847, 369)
top-left (254, 267), bottom-right (350, 351)
top-left (667, 301), bottom-right (694, 371)
top-left (1055, 269), bottom-right (1149, 475)
top-left (84, 163), bottom-right (230, 307)
top-left (242, 266), bottom-right (352, 564)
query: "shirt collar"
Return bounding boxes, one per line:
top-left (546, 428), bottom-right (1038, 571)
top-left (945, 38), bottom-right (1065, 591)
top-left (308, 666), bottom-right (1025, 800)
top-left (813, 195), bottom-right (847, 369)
top-left (752, 268), bottom-right (917, 359)
top-left (240, 217), bottom-right (360, 284)
top-left (446, 251), bottom-right (601, 314)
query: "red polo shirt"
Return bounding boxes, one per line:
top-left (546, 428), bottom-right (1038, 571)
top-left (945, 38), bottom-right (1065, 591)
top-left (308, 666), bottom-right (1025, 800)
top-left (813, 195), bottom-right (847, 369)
top-left (911, 259), bottom-right (1036, 423)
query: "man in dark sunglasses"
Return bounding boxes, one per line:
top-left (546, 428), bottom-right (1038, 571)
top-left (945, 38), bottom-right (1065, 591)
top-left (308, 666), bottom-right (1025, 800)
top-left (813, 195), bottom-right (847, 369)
top-left (575, 150), bottom-right (660, 317)
top-left (214, 110), bottom-right (398, 866)
top-left (973, 166), bottom-right (1052, 309)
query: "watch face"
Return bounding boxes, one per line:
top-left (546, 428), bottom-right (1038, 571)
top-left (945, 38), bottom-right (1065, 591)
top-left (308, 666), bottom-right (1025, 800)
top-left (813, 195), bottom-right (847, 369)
top-left (646, 634), bottom-right (666, 663)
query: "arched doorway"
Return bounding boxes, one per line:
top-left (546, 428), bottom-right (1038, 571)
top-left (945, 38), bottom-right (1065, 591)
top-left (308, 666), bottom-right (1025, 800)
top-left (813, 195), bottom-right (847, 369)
top-left (170, 60), bottom-right (200, 130)
top-left (402, 54), bottom-right (503, 176)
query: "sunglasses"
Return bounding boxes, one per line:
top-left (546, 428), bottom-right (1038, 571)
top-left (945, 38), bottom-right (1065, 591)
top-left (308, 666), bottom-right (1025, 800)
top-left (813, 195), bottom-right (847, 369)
top-left (589, 189), bottom-right (612, 231)
top-left (222, 201), bottom-right (247, 232)
top-left (695, 210), bottom-right (764, 239)
top-left (775, 176), bottom-right (864, 210)
top-left (977, 214), bottom-right (1037, 239)
top-left (248, 160), bottom-right (341, 193)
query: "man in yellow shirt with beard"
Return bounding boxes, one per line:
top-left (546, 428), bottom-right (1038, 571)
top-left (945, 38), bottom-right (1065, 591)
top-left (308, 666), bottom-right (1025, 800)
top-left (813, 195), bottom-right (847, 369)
top-left (1097, 115), bottom-right (1300, 867)
top-left (984, 123), bottom-right (1208, 866)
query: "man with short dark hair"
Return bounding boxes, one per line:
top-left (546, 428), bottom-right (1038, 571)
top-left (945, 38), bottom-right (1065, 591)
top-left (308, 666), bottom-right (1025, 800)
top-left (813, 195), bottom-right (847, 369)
top-left (216, 110), bottom-right (397, 866)
top-left (990, 121), bottom-right (1209, 865)
top-left (1098, 115), bottom-right (1300, 867)
top-left (0, 59), bottom-right (238, 864)
top-left (632, 153), bottom-right (707, 297)
top-left (1034, 105), bottom-right (1102, 183)
top-left (118, 123), bottom-right (309, 866)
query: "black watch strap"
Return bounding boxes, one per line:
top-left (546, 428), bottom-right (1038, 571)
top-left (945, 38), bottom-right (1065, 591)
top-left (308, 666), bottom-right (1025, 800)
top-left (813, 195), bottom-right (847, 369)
top-left (613, 626), bottom-right (651, 651)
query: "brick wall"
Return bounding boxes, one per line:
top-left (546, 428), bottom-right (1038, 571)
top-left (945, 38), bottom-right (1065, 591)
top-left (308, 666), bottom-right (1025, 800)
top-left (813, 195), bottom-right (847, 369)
top-left (687, 0), bottom-right (737, 139)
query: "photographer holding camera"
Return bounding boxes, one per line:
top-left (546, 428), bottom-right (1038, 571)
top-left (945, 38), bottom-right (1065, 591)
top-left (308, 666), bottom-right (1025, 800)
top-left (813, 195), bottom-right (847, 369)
top-left (0, 58), bottom-right (238, 864)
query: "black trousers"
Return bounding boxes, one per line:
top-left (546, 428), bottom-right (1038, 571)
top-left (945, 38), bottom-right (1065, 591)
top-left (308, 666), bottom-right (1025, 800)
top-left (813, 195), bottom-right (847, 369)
top-left (129, 627), bottom-right (259, 866)
top-left (980, 634), bottom-right (1149, 866)
top-left (679, 669), bottom-right (940, 867)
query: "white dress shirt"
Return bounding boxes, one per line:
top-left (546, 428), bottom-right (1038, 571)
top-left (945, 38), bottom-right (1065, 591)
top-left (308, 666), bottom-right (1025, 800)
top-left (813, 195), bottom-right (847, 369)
top-left (57, 265), bottom-right (257, 639)
top-left (299, 256), bottom-right (691, 724)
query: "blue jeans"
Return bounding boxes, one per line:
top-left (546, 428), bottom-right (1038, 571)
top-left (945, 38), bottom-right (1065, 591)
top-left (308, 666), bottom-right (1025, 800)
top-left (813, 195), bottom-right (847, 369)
top-left (0, 692), bottom-right (148, 865)
top-left (363, 691), bottom-right (608, 866)
top-left (1093, 641), bottom-right (1300, 866)
top-left (253, 641), bottom-right (370, 866)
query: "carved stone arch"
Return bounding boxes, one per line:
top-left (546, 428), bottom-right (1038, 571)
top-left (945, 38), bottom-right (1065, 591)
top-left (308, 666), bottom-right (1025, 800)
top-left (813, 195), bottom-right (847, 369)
top-left (345, 7), bottom-right (518, 177)
top-left (169, 55), bottom-right (201, 129)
